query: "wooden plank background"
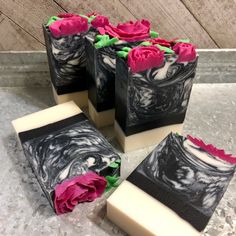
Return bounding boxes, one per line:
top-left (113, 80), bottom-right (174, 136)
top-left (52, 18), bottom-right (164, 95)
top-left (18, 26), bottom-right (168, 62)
top-left (0, 0), bottom-right (235, 50)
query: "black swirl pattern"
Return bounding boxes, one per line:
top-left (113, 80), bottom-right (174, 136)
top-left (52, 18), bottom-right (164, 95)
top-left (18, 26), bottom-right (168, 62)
top-left (128, 133), bottom-right (235, 231)
top-left (127, 56), bottom-right (198, 126)
top-left (43, 26), bottom-right (88, 94)
top-left (86, 38), bottom-right (139, 111)
top-left (95, 46), bottom-right (116, 105)
top-left (21, 118), bottom-right (120, 207)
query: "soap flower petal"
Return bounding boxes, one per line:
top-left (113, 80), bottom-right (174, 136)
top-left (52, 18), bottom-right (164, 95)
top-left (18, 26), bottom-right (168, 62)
top-left (54, 172), bottom-right (107, 215)
top-left (49, 15), bottom-right (88, 38)
top-left (98, 19), bottom-right (151, 42)
top-left (187, 135), bottom-right (236, 164)
top-left (91, 15), bottom-right (110, 28)
top-left (148, 38), bottom-right (171, 47)
top-left (173, 42), bottom-right (196, 62)
top-left (57, 13), bottom-right (79, 18)
top-left (128, 45), bottom-right (164, 73)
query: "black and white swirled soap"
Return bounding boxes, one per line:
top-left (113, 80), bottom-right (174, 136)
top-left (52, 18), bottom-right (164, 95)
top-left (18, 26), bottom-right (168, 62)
top-left (107, 133), bottom-right (236, 236)
top-left (43, 25), bottom-right (88, 107)
top-left (12, 101), bottom-right (121, 214)
top-left (115, 43), bottom-right (198, 152)
top-left (85, 37), bottom-right (139, 128)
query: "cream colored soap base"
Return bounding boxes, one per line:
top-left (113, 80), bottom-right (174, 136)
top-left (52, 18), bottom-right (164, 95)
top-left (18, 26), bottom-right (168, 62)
top-left (88, 100), bottom-right (115, 128)
top-left (114, 120), bottom-right (183, 153)
top-left (12, 101), bottom-right (82, 134)
top-left (107, 180), bottom-right (200, 236)
top-left (52, 84), bottom-right (88, 108)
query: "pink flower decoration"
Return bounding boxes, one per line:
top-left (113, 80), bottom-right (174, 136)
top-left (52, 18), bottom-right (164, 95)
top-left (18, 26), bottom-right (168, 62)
top-left (98, 19), bottom-right (151, 42)
top-left (54, 172), bottom-right (107, 215)
top-left (57, 13), bottom-right (79, 18)
top-left (148, 38), bottom-right (171, 47)
top-left (173, 42), bottom-right (196, 62)
top-left (128, 46), bottom-right (164, 73)
top-left (49, 16), bottom-right (88, 38)
top-left (91, 15), bottom-right (109, 28)
top-left (187, 135), bottom-right (236, 164)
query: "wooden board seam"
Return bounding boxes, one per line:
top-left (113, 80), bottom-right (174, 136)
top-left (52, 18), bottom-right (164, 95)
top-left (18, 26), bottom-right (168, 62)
top-left (180, 0), bottom-right (220, 48)
top-left (0, 10), bottom-right (44, 46)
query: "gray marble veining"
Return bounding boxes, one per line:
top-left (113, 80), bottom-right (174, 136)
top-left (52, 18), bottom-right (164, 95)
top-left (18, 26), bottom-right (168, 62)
top-left (0, 84), bottom-right (235, 236)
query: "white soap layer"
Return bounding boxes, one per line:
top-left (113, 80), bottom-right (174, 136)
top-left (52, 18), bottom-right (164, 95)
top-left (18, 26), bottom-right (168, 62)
top-left (107, 180), bottom-right (200, 236)
top-left (114, 121), bottom-right (183, 152)
top-left (88, 100), bottom-right (115, 128)
top-left (12, 101), bottom-right (81, 133)
top-left (52, 84), bottom-right (88, 108)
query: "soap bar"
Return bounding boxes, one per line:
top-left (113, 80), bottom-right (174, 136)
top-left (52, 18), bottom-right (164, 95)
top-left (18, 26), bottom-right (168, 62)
top-left (115, 51), bottom-right (198, 152)
top-left (43, 25), bottom-right (88, 107)
top-left (107, 133), bottom-right (236, 235)
top-left (85, 38), bottom-right (139, 127)
top-left (85, 38), bottom-right (117, 127)
top-left (12, 101), bottom-right (121, 214)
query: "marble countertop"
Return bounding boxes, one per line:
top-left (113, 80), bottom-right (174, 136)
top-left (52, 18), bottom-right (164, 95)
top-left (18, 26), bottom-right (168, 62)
top-left (0, 51), bottom-right (236, 236)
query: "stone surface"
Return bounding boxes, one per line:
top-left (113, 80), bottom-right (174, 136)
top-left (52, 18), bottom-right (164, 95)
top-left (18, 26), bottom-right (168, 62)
top-left (0, 84), bottom-right (235, 236)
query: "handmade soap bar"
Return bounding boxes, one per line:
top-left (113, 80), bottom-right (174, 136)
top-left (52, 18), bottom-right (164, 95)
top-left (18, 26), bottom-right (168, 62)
top-left (85, 38), bottom-right (130, 127)
top-left (43, 20), bottom-right (88, 107)
top-left (43, 12), bottom-right (111, 108)
top-left (115, 42), bottom-right (198, 152)
top-left (107, 133), bottom-right (236, 236)
top-left (12, 101), bottom-right (121, 214)
top-left (85, 19), bottom-right (153, 127)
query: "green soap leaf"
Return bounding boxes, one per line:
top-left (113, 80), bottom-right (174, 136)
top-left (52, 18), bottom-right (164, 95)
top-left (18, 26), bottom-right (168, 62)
top-left (88, 15), bottom-right (96, 23)
top-left (108, 37), bottom-right (119, 46)
top-left (96, 35), bottom-right (104, 41)
top-left (175, 39), bottom-right (190, 43)
top-left (46, 16), bottom-right (61, 26)
top-left (117, 51), bottom-right (128, 58)
top-left (95, 35), bottom-right (118, 48)
top-left (105, 175), bottom-right (120, 192)
top-left (115, 159), bottom-right (121, 164)
top-left (94, 41), bottom-right (104, 49)
top-left (117, 46), bottom-right (132, 58)
top-left (155, 44), bottom-right (174, 54)
top-left (150, 30), bottom-right (159, 38)
top-left (122, 47), bottom-right (132, 52)
top-left (106, 175), bottom-right (119, 185)
top-left (79, 14), bottom-right (89, 20)
top-left (140, 41), bottom-right (152, 46)
top-left (109, 162), bottom-right (119, 168)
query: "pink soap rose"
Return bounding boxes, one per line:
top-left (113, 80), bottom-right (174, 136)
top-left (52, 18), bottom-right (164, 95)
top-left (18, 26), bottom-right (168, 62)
top-left (91, 15), bottom-right (109, 28)
top-left (54, 172), bottom-right (107, 215)
top-left (98, 19), bottom-right (151, 42)
top-left (187, 135), bottom-right (236, 164)
top-left (49, 15), bottom-right (88, 38)
top-left (57, 13), bottom-right (79, 18)
top-left (148, 38), bottom-right (171, 47)
top-left (128, 46), bottom-right (164, 73)
top-left (173, 42), bottom-right (196, 62)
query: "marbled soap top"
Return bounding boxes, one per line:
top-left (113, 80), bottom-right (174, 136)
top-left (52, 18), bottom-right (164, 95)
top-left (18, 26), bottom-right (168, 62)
top-left (22, 117), bottom-right (120, 205)
top-left (136, 133), bottom-right (235, 217)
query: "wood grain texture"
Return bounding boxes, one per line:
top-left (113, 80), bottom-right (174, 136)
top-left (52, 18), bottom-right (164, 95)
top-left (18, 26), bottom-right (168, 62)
top-left (0, 0), bottom-right (235, 49)
top-left (119, 0), bottom-right (218, 48)
top-left (54, 0), bottom-right (136, 24)
top-left (0, 0), bottom-right (65, 44)
top-left (0, 14), bottom-right (43, 50)
top-left (181, 0), bottom-right (236, 48)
